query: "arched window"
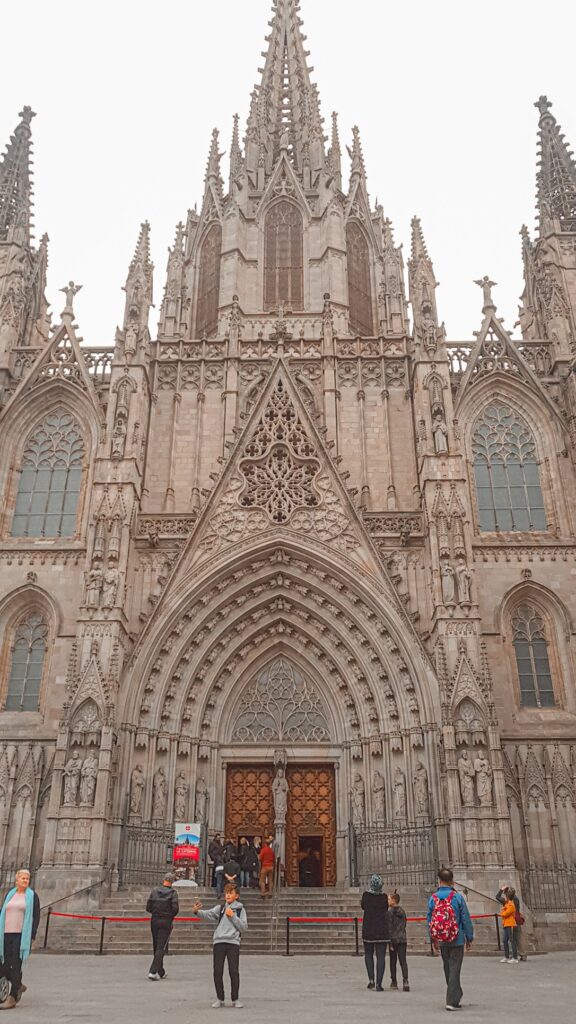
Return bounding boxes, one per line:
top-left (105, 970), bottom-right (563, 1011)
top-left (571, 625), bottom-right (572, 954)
top-left (195, 223), bottom-right (222, 338)
top-left (346, 222), bottom-right (373, 337)
top-left (5, 611), bottom-right (48, 711)
top-left (11, 411), bottom-right (85, 538)
top-left (264, 201), bottom-right (303, 311)
top-left (512, 604), bottom-right (555, 707)
top-left (472, 402), bottom-right (546, 531)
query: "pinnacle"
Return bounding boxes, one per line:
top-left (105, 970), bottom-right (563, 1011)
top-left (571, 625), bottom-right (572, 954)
top-left (0, 105), bottom-right (36, 244)
top-left (534, 95), bottom-right (576, 232)
top-left (410, 216), bottom-right (430, 263)
top-left (130, 221), bottom-right (152, 272)
top-left (348, 125), bottom-right (366, 180)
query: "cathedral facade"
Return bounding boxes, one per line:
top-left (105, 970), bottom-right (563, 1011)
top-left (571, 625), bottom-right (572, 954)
top-left (1, 0), bottom-right (576, 905)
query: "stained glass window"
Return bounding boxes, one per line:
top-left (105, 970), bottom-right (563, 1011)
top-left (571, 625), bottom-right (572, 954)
top-left (346, 222), bottom-right (373, 337)
top-left (11, 411), bottom-right (84, 538)
top-left (472, 403), bottom-right (546, 531)
top-left (512, 605), bottom-right (556, 708)
top-left (264, 201), bottom-right (303, 310)
top-left (196, 223), bottom-right (222, 338)
top-left (5, 611), bottom-right (47, 711)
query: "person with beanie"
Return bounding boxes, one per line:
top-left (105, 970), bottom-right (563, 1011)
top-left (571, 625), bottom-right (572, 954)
top-left (360, 874), bottom-right (389, 991)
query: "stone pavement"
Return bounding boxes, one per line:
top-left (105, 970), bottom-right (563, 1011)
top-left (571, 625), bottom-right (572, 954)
top-left (13, 951), bottom-right (573, 1023)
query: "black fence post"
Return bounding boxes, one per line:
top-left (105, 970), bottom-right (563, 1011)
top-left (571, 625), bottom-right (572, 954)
top-left (43, 910), bottom-right (51, 949)
top-left (285, 916), bottom-right (290, 957)
top-left (494, 914), bottom-right (501, 951)
top-left (99, 917), bottom-right (107, 955)
top-left (354, 917), bottom-right (360, 956)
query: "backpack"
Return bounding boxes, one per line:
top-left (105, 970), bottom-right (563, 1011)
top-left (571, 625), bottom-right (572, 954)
top-left (430, 890), bottom-right (459, 944)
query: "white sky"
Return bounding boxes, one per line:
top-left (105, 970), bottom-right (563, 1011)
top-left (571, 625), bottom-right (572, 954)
top-left (1, 0), bottom-right (575, 345)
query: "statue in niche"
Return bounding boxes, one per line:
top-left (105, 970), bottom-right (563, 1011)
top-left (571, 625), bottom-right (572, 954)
top-left (433, 412), bottom-right (449, 454)
top-left (174, 772), bottom-right (189, 821)
top-left (458, 750), bottom-right (476, 808)
top-left (372, 769), bottom-right (386, 821)
top-left (130, 764), bottom-right (145, 815)
top-left (63, 750), bottom-right (82, 806)
top-left (85, 569), bottom-right (103, 609)
top-left (79, 752), bottom-right (99, 807)
top-left (393, 767), bottom-right (407, 820)
top-left (195, 777), bottom-right (208, 823)
top-left (272, 766), bottom-right (289, 825)
top-left (152, 767), bottom-right (167, 819)
top-left (413, 761), bottom-right (429, 818)
top-left (456, 562), bottom-right (472, 605)
top-left (102, 569), bottom-right (119, 609)
top-left (441, 563), bottom-right (456, 606)
top-left (422, 312), bottom-right (437, 352)
top-left (111, 417), bottom-right (127, 459)
top-left (474, 751), bottom-right (493, 807)
top-left (351, 772), bottom-right (366, 826)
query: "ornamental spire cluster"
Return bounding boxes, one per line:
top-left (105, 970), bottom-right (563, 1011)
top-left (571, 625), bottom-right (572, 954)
top-left (535, 95), bottom-right (576, 233)
top-left (0, 107), bottom-right (35, 244)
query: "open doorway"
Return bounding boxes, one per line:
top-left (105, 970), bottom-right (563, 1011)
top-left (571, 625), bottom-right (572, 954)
top-left (298, 835), bottom-right (323, 887)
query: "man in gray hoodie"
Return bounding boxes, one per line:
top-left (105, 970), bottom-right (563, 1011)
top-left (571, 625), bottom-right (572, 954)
top-left (193, 883), bottom-right (248, 1008)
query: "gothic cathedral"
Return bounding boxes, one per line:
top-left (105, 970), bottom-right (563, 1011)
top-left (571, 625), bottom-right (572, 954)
top-left (1, 0), bottom-right (576, 905)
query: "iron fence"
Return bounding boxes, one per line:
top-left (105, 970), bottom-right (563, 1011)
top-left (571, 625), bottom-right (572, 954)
top-left (118, 823), bottom-right (208, 888)
top-left (520, 865), bottom-right (576, 912)
top-left (350, 821), bottom-right (438, 889)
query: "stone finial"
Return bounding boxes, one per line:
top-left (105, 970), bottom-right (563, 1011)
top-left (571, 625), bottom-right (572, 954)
top-left (474, 275), bottom-right (497, 313)
top-left (60, 281), bottom-right (82, 316)
top-left (535, 95), bottom-right (553, 119)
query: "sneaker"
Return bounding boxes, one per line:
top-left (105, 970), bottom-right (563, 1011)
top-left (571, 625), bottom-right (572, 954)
top-left (233, 1002), bottom-right (244, 1009)
top-left (376, 985), bottom-right (383, 992)
top-left (367, 981), bottom-right (375, 990)
top-left (445, 1006), bottom-right (461, 1012)
top-left (508, 958), bottom-right (519, 964)
top-left (500, 957), bottom-right (511, 963)
top-left (403, 983), bottom-right (410, 992)
top-left (148, 973), bottom-right (161, 980)
top-left (390, 982), bottom-right (398, 990)
top-left (212, 1001), bottom-right (224, 1008)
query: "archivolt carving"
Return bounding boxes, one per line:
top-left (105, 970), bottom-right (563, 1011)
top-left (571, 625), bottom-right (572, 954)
top-left (231, 657), bottom-right (331, 743)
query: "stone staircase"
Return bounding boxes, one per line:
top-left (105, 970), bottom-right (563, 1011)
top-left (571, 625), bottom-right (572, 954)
top-left (42, 886), bottom-right (502, 956)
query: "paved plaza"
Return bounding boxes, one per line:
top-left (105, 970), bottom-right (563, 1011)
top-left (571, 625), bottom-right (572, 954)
top-left (11, 951), bottom-right (573, 1022)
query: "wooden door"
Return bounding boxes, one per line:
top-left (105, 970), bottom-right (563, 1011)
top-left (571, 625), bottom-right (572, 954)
top-left (225, 765), bottom-right (274, 841)
top-left (285, 765), bottom-right (336, 886)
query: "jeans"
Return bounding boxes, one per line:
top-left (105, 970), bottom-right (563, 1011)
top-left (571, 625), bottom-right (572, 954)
top-left (363, 941), bottom-right (387, 986)
top-left (149, 919), bottom-right (172, 977)
top-left (213, 942), bottom-right (240, 1003)
top-left (0, 934), bottom-right (23, 999)
top-left (503, 926), bottom-right (518, 960)
top-left (215, 869), bottom-right (224, 896)
top-left (440, 944), bottom-right (464, 1008)
top-left (240, 870), bottom-right (251, 888)
top-left (389, 942), bottom-right (408, 983)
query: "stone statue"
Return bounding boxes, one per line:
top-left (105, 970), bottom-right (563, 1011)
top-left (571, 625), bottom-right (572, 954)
top-left (85, 569), bottom-right (103, 609)
top-left (413, 761), bottom-right (429, 818)
top-left (174, 771), bottom-right (189, 821)
top-left (111, 418), bottom-right (127, 459)
top-left (79, 752), bottom-right (99, 807)
top-left (272, 766), bottom-right (289, 825)
top-left (433, 413), bottom-right (449, 454)
top-left (474, 751), bottom-right (493, 807)
top-left (458, 751), bottom-right (475, 807)
top-left (474, 275), bottom-right (497, 309)
top-left (372, 769), bottom-right (386, 821)
top-left (130, 764), bottom-right (145, 815)
top-left (393, 767), bottom-right (407, 820)
top-left (441, 563), bottom-right (456, 606)
top-left (456, 562), bottom-right (472, 605)
top-left (422, 313), bottom-right (437, 352)
top-left (152, 767), bottom-right (167, 820)
top-left (102, 569), bottom-right (119, 609)
top-left (63, 750), bottom-right (82, 806)
top-left (351, 772), bottom-right (365, 826)
top-left (60, 280), bottom-right (82, 314)
top-left (195, 777), bottom-right (208, 823)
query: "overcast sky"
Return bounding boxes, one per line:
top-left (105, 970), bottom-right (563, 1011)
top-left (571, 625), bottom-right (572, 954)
top-left (1, 0), bottom-right (574, 345)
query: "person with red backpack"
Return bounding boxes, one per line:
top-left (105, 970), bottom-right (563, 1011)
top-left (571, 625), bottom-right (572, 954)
top-left (427, 868), bottom-right (474, 1011)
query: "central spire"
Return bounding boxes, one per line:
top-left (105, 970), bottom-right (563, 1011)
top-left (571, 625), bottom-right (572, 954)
top-left (246, 0), bottom-right (325, 181)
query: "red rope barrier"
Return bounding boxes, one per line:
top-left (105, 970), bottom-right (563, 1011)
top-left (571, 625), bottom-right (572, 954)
top-left (49, 911), bottom-right (497, 924)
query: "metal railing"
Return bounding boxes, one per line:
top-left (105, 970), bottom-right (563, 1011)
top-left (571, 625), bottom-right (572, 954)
top-left (350, 821), bottom-right (438, 889)
top-left (520, 865), bottom-right (576, 912)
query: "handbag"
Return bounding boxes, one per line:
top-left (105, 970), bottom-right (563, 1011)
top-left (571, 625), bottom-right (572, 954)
top-left (514, 910), bottom-right (525, 927)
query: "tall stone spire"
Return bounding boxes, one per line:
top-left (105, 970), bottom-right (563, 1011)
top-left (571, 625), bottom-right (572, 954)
top-left (245, 0), bottom-right (325, 179)
top-left (535, 96), bottom-right (576, 234)
top-left (326, 111), bottom-right (342, 189)
top-left (122, 221), bottom-right (153, 338)
top-left (229, 114), bottom-right (243, 192)
top-left (0, 107), bottom-right (35, 244)
top-left (409, 217), bottom-right (442, 351)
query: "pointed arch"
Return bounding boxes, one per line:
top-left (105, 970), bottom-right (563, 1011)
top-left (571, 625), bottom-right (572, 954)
top-left (498, 584), bottom-right (572, 711)
top-left (0, 587), bottom-right (59, 714)
top-left (195, 223), bottom-right (222, 338)
top-left (264, 200), bottom-right (304, 310)
top-left (346, 221), bottom-right (373, 336)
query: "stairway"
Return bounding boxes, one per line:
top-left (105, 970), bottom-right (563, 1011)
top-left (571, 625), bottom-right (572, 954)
top-left (43, 886), bottom-right (502, 956)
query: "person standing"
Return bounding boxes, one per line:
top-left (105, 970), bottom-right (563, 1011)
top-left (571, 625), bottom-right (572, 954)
top-left (0, 868), bottom-right (40, 1009)
top-left (237, 837), bottom-right (251, 889)
top-left (251, 837), bottom-right (262, 889)
top-left (146, 872), bottom-right (179, 980)
top-left (360, 874), bottom-right (389, 992)
top-left (193, 883), bottom-right (248, 1008)
top-left (496, 884), bottom-right (526, 961)
top-left (209, 834), bottom-right (225, 896)
top-left (387, 891), bottom-right (410, 991)
top-left (258, 840), bottom-right (275, 898)
top-left (427, 867), bottom-right (474, 1011)
top-left (499, 888), bottom-right (519, 964)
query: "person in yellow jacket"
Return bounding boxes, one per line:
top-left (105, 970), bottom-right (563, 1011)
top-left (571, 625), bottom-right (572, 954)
top-left (499, 890), bottom-right (519, 963)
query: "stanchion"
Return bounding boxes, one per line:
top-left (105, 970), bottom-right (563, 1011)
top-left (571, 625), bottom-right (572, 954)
top-left (43, 910), bottom-right (51, 949)
top-left (354, 917), bottom-right (360, 956)
top-left (99, 917), bottom-right (107, 955)
top-left (285, 916), bottom-right (291, 957)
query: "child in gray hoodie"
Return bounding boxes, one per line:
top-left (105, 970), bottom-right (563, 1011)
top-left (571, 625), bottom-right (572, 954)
top-left (193, 883), bottom-right (248, 1008)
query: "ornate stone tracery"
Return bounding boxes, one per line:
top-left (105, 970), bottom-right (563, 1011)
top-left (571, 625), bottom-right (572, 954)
top-left (231, 656), bottom-right (331, 743)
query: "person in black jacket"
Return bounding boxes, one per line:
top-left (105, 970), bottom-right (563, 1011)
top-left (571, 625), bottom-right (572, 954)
top-left (146, 872), bottom-right (179, 980)
top-left (387, 891), bottom-right (409, 991)
top-left (209, 835), bottom-right (225, 895)
top-left (360, 874), bottom-right (389, 991)
top-left (0, 869), bottom-right (40, 1009)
